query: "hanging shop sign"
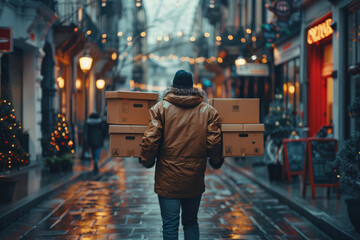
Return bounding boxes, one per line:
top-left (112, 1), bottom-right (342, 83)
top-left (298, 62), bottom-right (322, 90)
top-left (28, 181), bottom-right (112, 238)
top-left (269, 0), bottom-right (294, 21)
top-left (262, 23), bottom-right (279, 43)
top-left (0, 27), bottom-right (13, 52)
top-left (274, 0), bottom-right (293, 20)
top-left (307, 18), bottom-right (333, 45)
top-left (276, 20), bottom-right (289, 29)
top-left (263, 30), bottom-right (277, 43)
top-left (236, 63), bottom-right (269, 77)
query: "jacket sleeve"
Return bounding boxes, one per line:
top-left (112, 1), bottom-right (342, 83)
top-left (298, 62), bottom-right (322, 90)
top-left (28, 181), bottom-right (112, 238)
top-left (140, 103), bottom-right (163, 168)
top-left (207, 107), bottom-right (223, 169)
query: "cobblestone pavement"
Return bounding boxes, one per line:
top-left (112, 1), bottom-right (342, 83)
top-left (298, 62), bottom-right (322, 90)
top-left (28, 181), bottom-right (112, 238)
top-left (0, 158), bottom-right (332, 240)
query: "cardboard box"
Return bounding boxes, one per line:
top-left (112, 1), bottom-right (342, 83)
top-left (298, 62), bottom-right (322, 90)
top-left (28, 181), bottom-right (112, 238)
top-left (109, 125), bottom-right (147, 157)
top-left (221, 124), bottom-right (264, 157)
top-left (106, 91), bottom-right (158, 125)
top-left (209, 98), bottom-right (259, 123)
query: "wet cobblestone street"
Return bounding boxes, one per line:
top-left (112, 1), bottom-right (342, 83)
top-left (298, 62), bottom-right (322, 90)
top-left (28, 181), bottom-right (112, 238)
top-left (0, 158), bottom-right (332, 240)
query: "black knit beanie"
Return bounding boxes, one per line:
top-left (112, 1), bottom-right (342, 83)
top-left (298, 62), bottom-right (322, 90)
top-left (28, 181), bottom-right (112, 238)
top-left (172, 70), bottom-right (193, 89)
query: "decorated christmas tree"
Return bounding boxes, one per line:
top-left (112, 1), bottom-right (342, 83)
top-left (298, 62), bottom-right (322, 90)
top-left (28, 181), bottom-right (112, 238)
top-left (348, 96), bottom-right (360, 118)
top-left (50, 114), bottom-right (75, 157)
top-left (333, 97), bottom-right (360, 199)
top-left (0, 99), bottom-right (30, 172)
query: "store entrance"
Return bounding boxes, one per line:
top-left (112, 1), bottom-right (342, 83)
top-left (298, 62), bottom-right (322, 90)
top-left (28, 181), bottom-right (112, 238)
top-left (308, 42), bottom-right (333, 137)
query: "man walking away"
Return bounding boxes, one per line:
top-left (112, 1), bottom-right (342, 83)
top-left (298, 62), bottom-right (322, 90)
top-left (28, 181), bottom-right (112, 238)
top-left (85, 112), bottom-right (106, 174)
top-left (140, 70), bottom-right (224, 240)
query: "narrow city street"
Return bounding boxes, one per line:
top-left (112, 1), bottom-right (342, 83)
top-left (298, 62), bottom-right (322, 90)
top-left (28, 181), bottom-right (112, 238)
top-left (0, 158), bottom-right (331, 240)
top-left (1, 0), bottom-right (360, 239)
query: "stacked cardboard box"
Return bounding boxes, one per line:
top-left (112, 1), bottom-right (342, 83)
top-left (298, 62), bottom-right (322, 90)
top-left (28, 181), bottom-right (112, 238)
top-left (106, 91), bottom-right (158, 157)
top-left (209, 98), bottom-right (264, 157)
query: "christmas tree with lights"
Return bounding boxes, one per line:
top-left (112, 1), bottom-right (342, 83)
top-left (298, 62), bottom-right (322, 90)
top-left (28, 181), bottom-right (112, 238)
top-left (0, 99), bottom-right (30, 172)
top-left (333, 97), bottom-right (360, 199)
top-left (50, 114), bottom-right (74, 157)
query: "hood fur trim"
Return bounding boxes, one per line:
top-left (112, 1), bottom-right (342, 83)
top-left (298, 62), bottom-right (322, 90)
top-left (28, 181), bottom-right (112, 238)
top-left (162, 87), bottom-right (208, 103)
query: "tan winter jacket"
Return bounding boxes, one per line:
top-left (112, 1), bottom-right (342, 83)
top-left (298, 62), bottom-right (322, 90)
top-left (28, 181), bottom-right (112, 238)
top-left (140, 88), bottom-right (223, 198)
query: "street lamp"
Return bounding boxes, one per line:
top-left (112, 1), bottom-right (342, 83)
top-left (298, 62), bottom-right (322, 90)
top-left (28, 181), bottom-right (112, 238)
top-left (96, 79), bottom-right (105, 89)
top-left (235, 56), bottom-right (247, 66)
top-left (57, 77), bottom-right (65, 113)
top-left (96, 79), bottom-right (106, 115)
top-left (57, 76), bottom-right (65, 89)
top-left (76, 78), bottom-right (82, 90)
top-left (79, 49), bottom-right (93, 161)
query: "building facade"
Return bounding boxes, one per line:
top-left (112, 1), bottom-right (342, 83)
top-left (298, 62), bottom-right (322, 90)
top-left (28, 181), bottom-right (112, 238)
top-left (0, 0), bottom-right (122, 163)
top-left (301, 0), bottom-right (360, 141)
top-left (332, 0), bottom-right (360, 140)
top-left (0, 0), bottom-right (57, 161)
top-left (199, 0), bottom-right (359, 144)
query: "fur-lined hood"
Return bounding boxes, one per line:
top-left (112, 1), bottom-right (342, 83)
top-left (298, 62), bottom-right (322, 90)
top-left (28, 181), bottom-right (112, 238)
top-left (162, 87), bottom-right (208, 108)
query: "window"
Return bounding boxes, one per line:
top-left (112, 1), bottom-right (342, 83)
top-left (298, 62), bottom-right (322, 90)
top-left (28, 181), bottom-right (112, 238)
top-left (277, 57), bottom-right (301, 126)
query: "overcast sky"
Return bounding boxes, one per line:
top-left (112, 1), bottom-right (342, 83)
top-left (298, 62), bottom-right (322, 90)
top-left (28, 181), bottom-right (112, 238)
top-left (143, 0), bottom-right (199, 45)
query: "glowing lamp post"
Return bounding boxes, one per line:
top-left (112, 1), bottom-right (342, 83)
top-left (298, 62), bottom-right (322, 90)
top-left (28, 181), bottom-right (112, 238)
top-left (57, 77), bottom-right (65, 113)
top-left (96, 79), bottom-right (105, 89)
top-left (79, 50), bottom-right (93, 161)
top-left (96, 79), bottom-right (106, 115)
top-left (235, 57), bottom-right (247, 66)
top-left (79, 52), bottom-right (93, 74)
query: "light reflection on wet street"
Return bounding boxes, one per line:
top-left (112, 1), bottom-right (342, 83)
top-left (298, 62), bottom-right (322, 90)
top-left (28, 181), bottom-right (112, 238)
top-left (0, 158), bottom-right (331, 239)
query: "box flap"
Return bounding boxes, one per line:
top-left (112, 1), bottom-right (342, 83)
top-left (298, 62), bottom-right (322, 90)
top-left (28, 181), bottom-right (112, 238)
top-left (220, 124), bottom-right (264, 132)
top-left (109, 125), bottom-right (148, 134)
top-left (220, 124), bottom-right (244, 131)
top-left (105, 91), bottom-right (158, 100)
top-left (243, 124), bottom-right (264, 131)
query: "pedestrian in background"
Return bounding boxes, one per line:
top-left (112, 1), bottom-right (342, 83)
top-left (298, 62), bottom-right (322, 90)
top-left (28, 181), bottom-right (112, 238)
top-left (85, 112), bottom-right (107, 174)
top-left (140, 70), bottom-right (224, 240)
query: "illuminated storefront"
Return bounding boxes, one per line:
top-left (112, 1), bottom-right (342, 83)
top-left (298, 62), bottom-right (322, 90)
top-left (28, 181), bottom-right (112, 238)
top-left (306, 14), bottom-right (334, 137)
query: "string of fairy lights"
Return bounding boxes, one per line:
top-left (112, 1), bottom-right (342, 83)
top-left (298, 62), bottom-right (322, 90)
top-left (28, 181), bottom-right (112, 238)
top-left (113, 29), bottom-right (259, 62)
top-left (76, 27), bottom-right (261, 65)
top-left (75, 15), bottom-right (259, 63)
top-left (74, 0), bottom-right (264, 66)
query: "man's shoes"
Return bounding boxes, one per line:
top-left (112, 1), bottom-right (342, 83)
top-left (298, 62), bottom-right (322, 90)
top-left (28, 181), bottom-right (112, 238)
top-left (93, 166), bottom-right (99, 175)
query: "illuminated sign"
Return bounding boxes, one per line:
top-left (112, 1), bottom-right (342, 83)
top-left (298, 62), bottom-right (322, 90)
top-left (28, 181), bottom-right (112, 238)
top-left (307, 18), bottom-right (333, 45)
top-left (236, 63), bottom-right (269, 77)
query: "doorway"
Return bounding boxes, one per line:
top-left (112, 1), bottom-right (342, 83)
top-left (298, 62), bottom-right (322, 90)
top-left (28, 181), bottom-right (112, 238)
top-left (307, 41), bottom-right (333, 137)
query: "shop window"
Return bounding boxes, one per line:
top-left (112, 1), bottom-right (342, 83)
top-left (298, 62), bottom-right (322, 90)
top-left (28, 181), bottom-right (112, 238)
top-left (279, 57), bottom-right (301, 126)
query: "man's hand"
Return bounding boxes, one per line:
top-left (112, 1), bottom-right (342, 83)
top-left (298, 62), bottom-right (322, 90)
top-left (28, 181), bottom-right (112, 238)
top-left (138, 157), bottom-right (156, 168)
top-left (209, 157), bottom-right (225, 169)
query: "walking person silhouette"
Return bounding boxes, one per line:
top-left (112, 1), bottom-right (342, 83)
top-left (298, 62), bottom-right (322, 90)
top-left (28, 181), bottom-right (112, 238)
top-left (140, 70), bottom-right (224, 240)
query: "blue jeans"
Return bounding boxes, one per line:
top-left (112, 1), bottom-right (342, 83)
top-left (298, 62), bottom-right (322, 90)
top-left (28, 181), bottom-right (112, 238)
top-left (158, 195), bottom-right (202, 240)
top-left (90, 147), bottom-right (101, 168)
